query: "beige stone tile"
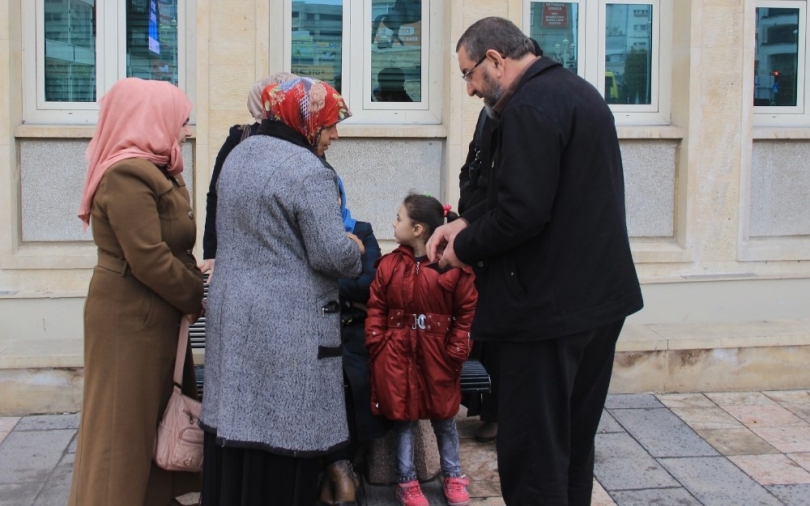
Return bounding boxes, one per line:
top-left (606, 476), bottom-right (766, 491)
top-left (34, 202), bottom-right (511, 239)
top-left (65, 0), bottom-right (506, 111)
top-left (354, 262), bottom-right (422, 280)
top-left (209, 38), bottom-right (255, 66)
top-left (0, 417), bottom-right (19, 445)
top-left (648, 320), bottom-right (810, 350)
top-left (470, 498), bottom-right (506, 506)
top-left (209, 2), bottom-right (255, 42)
top-left (0, 417), bottom-right (19, 432)
top-left (209, 65), bottom-right (260, 112)
top-left (467, 479), bottom-right (501, 498)
top-left (751, 426), bottom-right (810, 454)
top-left (459, 440), bottom-right (498, 482)
top-left (764, 390), bottom-right (810, 423)
top-left (0, 339), bottom-right (83, 368)
top-left (701, 5), bottom-right (743, 48)
top-left (656, 393), bottom-right (715, 409)
top-left (788, 453), bottom-right (810, 473)
top-left (0, 47), bottom-right (10, 143)
top-left (723, 404), bottom-right (807, 428)
top-left (591, 479), bottom-right (616, 506)
top-left (729, 454), bottom-right (810, 486)
top-left (671, 406), bottom-right (743, 430)
top-left (696, 428), bottom-right (779, 456)
top-left (669, 346), bottom-right (810, 393)
top-left (616, 324), bottom-right (667, 352)
top-left (608, 350), bottom-right (667, 393)
top-left (706, 392), bottom-right (778, 407)
top-left (176, 492), bottom-right (201, 505)
top-left (765, 390), bottom-right (810, 404)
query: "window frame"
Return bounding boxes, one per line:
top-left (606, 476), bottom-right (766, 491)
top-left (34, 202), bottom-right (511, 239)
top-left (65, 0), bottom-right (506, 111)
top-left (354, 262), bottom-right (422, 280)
top-left (522, 0), bottom-right (672, 126)
top-left (753, 0), bottom-right (810, 126)
top-left (283, 0), bottom-right (442, 125)
top-left (22, 0), bottom-right (195, 125)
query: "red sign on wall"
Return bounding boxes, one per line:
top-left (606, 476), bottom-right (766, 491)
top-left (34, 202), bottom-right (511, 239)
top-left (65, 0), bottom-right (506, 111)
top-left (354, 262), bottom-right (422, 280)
top-left (542, 3), bottom-right (569, 27)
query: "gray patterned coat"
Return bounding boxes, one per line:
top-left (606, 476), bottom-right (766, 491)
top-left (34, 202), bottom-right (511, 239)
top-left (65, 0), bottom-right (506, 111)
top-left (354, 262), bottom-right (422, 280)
top-left (200, 134), bottom-right (362, 456)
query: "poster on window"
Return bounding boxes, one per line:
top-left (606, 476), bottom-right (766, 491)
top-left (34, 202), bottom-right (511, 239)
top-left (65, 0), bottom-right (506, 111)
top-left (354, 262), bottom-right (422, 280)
top-left (148, 0), bottom-right (160, 56)
top-left (542, 3), bottom-right (568, 28)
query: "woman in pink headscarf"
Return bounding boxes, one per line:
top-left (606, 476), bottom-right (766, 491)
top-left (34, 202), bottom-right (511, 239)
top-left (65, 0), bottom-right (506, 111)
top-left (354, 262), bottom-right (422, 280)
top-left (69, 78), bottom-right (205, 506)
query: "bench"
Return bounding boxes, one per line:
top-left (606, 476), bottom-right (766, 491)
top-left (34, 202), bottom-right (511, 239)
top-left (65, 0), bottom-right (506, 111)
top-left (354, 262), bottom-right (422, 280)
top-left (191, 320), bottom-right (490, 399)
top-left (189, 282), bottom-right (491, 399)
top-left (188, 276), bottom-right (491, 399)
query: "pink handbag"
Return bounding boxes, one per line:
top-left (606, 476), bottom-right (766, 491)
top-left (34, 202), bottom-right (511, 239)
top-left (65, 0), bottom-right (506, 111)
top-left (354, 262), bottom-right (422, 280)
top-left (154, 318), bottom-right (204, 472)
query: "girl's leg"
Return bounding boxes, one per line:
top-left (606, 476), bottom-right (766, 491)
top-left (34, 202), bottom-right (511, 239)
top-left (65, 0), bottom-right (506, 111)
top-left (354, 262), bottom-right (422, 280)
top-left (394, 421), bottom-right (419, 483)
top-left (431, 418), bottom-right (463, 478)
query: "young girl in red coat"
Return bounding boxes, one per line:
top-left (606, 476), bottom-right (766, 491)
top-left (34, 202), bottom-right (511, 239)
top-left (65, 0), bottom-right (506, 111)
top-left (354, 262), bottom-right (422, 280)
top-left (366, 194), bottom-right (478, 506)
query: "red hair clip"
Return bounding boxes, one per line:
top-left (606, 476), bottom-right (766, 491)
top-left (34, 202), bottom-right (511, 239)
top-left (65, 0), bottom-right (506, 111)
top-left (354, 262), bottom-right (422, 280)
top-left (442, 204), bottom-right (452, 217)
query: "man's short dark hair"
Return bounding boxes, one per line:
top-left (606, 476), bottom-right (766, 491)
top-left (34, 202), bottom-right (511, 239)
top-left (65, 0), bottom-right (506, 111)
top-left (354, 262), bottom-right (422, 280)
top-left (456, 17), bottom-right (536, 62)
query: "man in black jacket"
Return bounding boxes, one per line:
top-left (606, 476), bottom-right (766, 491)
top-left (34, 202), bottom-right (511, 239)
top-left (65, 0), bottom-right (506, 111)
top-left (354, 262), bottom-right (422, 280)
top-left (459, 39), bottom-right (544, 445)
top-left (428, 17), bottom-right (643, 505)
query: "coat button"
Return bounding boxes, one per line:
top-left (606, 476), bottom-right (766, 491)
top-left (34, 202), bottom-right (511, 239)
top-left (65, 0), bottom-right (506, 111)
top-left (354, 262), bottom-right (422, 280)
top-left (477, 261), bottom-right (484, 267)
top-left (188, 211), bottom-right (194, 219)
top-left (186, 249), bottom-right (192, 255)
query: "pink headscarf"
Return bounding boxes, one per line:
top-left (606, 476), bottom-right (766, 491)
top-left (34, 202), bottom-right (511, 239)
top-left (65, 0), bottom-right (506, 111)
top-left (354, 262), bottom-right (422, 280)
top-left (78, 78), bottom-right (193, 226)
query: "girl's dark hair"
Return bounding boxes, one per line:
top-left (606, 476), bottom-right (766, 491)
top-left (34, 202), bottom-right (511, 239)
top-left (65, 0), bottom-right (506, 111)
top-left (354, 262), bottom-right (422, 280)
top-left (402, 194), bottom-right (459, 239)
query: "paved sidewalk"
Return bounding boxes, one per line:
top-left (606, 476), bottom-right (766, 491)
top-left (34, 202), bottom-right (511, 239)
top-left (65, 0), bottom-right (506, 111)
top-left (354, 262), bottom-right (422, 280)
top-left (1, 391), bottom-right (810, 505)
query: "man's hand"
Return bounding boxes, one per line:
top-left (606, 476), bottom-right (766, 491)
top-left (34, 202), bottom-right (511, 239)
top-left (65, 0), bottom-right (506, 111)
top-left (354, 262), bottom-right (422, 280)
top-left (426, 219), bottom-right (469, 268)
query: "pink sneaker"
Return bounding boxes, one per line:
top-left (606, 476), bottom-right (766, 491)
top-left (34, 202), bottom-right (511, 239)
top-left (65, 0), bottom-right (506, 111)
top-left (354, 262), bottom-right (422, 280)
top-left (443, 476), bottom-right (470, 506)
top-left (395, 480), bottom-right (429, 506)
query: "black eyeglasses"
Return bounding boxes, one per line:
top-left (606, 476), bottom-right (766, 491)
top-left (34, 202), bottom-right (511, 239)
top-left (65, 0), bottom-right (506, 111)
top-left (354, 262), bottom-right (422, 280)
top-left (461, 55), bottom-right (488, 82)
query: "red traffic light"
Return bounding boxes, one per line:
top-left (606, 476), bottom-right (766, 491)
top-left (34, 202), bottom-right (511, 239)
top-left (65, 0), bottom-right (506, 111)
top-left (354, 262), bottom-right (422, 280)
top-left (773, 70), bottom-right (780, 77)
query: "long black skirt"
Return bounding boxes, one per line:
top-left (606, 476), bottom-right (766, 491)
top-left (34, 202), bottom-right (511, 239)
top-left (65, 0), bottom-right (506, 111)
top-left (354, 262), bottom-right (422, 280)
top-left (201, 430), bottom-right (319, 506)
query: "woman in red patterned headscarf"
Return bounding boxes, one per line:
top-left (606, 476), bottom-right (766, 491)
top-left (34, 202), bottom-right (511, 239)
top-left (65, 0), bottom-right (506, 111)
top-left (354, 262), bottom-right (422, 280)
top-left (199, 77), bottom-right (363, 506)
top-left (260, 76), bottom-right (351, 157)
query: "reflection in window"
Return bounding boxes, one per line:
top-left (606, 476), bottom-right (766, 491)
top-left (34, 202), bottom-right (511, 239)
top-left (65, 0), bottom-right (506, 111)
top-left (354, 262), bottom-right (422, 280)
top-left (371, 0), bottom-right (422, 102)
top-left (44, 0), bottom-right (96, 102)
top-left (754, 8), bottom-right (800, 106)
top-left (528, 3), bottom-right (579, 74)
top-left (127, 0), bottom-right (180, 85)
top-left (605, 3), bottom-right (653, 104)
top-left (291, 0), bottom-right (343, 92)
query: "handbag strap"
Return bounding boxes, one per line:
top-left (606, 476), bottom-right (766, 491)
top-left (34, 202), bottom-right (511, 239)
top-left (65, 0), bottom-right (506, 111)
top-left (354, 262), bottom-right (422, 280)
top-left (173, 318), bottom-right (191, 388)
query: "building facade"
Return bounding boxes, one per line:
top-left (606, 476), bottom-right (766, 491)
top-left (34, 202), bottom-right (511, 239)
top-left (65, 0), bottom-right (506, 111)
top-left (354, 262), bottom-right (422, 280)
top-left (1, 0), bottom-right (810, 413)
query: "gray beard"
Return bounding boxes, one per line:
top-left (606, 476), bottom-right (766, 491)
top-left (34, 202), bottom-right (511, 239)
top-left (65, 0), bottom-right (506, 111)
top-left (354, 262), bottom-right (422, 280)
top-left (482, 73), bottom-right (503, 108)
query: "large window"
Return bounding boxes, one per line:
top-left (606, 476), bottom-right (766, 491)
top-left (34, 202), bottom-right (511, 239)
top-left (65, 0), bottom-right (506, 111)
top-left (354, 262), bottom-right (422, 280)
top-left (286, 0), bottom-right (441, 123)
top-left (24, 0), bottom-right (194, 124)
top-left (753, 1), bottom-right (810, 125)
top-left (524, 0), bottom-right (671, 125)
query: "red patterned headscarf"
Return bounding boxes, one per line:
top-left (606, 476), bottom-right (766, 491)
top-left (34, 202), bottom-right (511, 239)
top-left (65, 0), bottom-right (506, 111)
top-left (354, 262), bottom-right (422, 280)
top-left (261, 77), bottom-right (351, 148)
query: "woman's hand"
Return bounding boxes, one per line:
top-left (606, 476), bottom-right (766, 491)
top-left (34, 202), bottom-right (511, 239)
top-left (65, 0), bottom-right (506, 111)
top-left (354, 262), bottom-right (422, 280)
top-left (347, 233), bottom-right (365, 255)
top-left (186, 312), bottom-right (201, 325)
top-left (198, 258), bottom-right (215, 283)
top-left (186, 298), bottom-right (206, 324)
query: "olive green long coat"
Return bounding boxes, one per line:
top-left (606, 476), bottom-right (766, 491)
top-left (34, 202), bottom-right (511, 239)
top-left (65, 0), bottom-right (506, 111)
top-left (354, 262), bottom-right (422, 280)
top-left (68, 159), bottom-right (204, 506)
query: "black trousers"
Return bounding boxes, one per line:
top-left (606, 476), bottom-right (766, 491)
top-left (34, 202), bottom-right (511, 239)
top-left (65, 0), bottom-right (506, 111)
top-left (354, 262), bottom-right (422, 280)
top-left (497, 319), bottom-right (624, 506)
top-left (479, 341), bottom-right (501, 422)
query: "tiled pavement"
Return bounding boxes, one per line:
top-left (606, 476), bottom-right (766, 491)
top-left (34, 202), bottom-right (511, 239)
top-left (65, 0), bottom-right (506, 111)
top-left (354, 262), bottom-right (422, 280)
top-left (1, 391), bottom-right (810, 505)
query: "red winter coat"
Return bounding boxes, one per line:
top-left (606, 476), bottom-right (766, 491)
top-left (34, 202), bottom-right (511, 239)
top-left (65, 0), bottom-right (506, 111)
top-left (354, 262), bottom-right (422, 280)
top-left (365, 245), bottom-right (477, 421)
